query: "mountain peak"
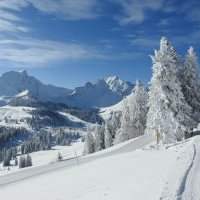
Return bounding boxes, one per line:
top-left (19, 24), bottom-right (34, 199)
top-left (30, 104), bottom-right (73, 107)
top-left (104, 75), bottom-right (119, 83)
top-left (104, 75), bottom-right (133, 95)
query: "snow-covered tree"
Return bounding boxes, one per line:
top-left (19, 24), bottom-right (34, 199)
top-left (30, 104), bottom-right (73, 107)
top-left (83, 129), bottom-right (95, 154)
top-left (146, 37), bottom-right (195, 144)
top-left (114, 98), bottom-right (130, 143)
top-left (94, 124), bottom-right (105, 152)
top-left (57, 152), bottom-right (63, 161)
top-left (26, 154), bottom-right (32, 167)
top-left (115, 81), bottom-right (148, 143)
top-left (3, 149), bottom-right (12, 167)
top-left (180, 47), bottom-right (200, 121)
top-left (19, 156), bottom-right (26, 168)
top-left (104, 123), bottom-right (113, 148)
top-left (14, 157), bottom-right (18, 166)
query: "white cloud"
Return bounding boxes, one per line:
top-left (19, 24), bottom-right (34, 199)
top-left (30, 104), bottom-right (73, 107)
top-left (0, 18), bottom-right (29, 33)
top-left (114, 0), bottom-right (164, 25)
top-left (0, 0), bottom-right (28, 33)
top-left (0, 0), bottom-right (100, 34)
top-left (27, 0), bottom-right (100, 20)
top-left (0, 38), bottom-right (105, 66)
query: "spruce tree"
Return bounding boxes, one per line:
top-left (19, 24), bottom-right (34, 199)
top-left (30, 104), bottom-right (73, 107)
top-left (181, 47), bottom-right (200, 121)
top-left (94, 124), bottom-right (105, 152)
top-left (104, 123), bottom-right (113, 148)
top-left (83, 130), bottom-right (95, 154)
top-left (146, 37), bottom-right (195, 143)
top-left (19, 156), bottom-right (26, 168)
top-left (115, 81), bottom-right (148, 143)
top-left (26, 154), bottom-right (32, 167)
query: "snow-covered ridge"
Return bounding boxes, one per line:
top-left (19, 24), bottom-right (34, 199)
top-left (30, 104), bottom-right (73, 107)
top-left (104, 75), bottom-right (133, 94)
top-left (0, 71), bottom-right (133, 108)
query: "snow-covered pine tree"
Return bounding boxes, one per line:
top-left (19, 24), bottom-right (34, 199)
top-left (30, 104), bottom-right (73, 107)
top-left (114, 98), bottom-right (130, 143)
top-left (94, 124), bottom-right (105, 152)
top-left (180, 47), bottom-right (200, 121)
top-left (83, 128), bottom-right (95, 154)
top-left (115, 81), bottom-right (148, 143)
top-left (128, 81), bottom-right (148, 137)
top-left (26, 154), bottom-right (32, 167)
top-left (146, 37), bottom-right (195, 144)
top-left (104, 123), bottom-right (113, 148)
top-left (3, 149), bottom-right (12, 167)
top-left (14, 157), bottom-right (18, 166)
top-left (19, 156), bottom-right (26, 168)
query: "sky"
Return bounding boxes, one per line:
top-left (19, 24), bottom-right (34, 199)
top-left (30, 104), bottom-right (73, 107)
top-left (0, 0), bottom-right (200, 89)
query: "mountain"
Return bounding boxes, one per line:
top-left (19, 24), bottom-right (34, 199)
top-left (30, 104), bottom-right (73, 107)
top-left (66, 76), bottom-right (134, 108)
top-left (0, 71), bottom-right (133, 108)
top-left (104, 75), bottom-right (133, 96)
top-left (0, 70), bottom-right (72, 105)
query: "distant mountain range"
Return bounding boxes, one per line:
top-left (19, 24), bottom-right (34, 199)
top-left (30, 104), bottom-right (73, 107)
top-left (0, 71), bottom-right (134, 108)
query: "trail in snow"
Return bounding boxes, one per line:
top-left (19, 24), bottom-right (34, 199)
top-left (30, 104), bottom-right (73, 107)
top-left (0, 134), bottom-right (153, 187)
top-left (181, 141), bottom-right (200, 200)
top-left (176, 144), bottom-right (196, 200)
top-left (160, 137), bottom-right (200, 200)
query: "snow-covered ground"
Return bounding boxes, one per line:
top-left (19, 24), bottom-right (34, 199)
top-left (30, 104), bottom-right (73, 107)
top-left (0, 135), bottom-right (199, 200)
top-left (0, 141), bottom-right (84, 176)
top-left (0, 105), bottom-right (92, 134)
top-left (0, 105), bottom-right (34, 129)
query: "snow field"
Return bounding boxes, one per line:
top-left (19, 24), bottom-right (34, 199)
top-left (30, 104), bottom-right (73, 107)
top-left (0, 135), bottom-right (195, 200)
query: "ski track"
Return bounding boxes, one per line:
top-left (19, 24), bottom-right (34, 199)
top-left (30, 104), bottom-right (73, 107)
top-left (160, 138), bottom-right (200, 200)
top-left (0, 134), bottom-right (153, 188)
top-left (176, 144), bottom-right (196, 200)
top-left (181, 141), bottom-right (200, 200)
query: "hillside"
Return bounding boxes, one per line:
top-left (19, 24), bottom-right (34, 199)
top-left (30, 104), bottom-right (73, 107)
top-left (0, 135), bottom-right (199, 200)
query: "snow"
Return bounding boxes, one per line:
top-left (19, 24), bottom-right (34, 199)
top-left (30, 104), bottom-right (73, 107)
top-left (0, 105), bottom-right (34, 129)
top-left (160, 136), bottom-right (200, 200)
top-left (0, 135), bottom-right (199, 200)
top-left (65, 75), bottom-right (133, 108)
top-left (104, 75), bottom-right (133, 94)
top-left (15, 90), bottom-right (29, 98)
top-left (99, 90), bottom-right (133, 120)
top-left (0, 105), bottom-right (92, 135)
top-left (0, 71), bottom-right (133, 108)
top-left (0, 141), bottom-right (84, 176)
top-left (59, 111), bottom-right (92, 127)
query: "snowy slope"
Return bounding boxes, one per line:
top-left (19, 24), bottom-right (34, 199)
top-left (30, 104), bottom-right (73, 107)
top-left (0, 135), bottom-right (199, 200)
top-left (0, 105), bottom-right (93, 136)
top-left (160, 137), bottom-right (200, 200)
top-left (0, 105), bottom-right (34, 129)
top-left (99, 90), bottom-right (133, 120)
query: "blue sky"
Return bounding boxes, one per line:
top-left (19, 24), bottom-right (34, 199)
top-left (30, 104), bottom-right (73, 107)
top-left (0, 0), bottom-right (200, 88)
